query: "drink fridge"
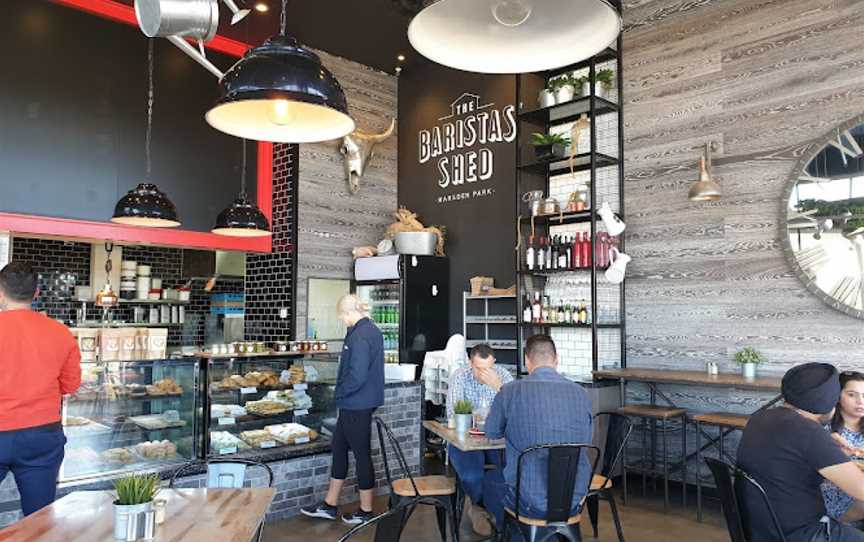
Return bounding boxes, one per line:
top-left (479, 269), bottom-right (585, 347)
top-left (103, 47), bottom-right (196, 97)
top-left (353, 255), bottom-right (449, 374)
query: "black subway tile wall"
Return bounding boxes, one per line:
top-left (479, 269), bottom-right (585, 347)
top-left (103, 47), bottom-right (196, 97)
top-left (11, 238), bottom-right (91, 323)
top-left (245, 143), bottom-right (299, 342)
top-left (9, 238), bottom-right (243, 347)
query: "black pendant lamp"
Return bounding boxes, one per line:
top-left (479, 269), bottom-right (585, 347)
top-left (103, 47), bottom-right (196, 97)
top-left (205, 0), bottom-right (355, 143)
top-left (112, 40), bottom-right (180, 227)
top-left (212, 140), bottom-right (271, 237)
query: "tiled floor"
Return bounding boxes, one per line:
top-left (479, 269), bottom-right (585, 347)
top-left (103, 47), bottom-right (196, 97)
top-left (262, 488), bottom-right (729, 542)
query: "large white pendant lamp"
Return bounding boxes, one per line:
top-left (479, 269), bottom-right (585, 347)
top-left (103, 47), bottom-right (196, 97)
top-left (407, 0), bottom-right (622, 74)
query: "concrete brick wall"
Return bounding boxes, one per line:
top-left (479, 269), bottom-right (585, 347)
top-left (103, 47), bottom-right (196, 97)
top-left (0, 382), bottom-right (422, 527)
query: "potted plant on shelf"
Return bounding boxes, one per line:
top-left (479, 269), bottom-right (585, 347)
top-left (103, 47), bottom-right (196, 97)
top-left (552, 74), bottom-right (577, 104)
top-left (581, 69), bottom-right (616, 99)
top-left (735, 347), bottom-right (764, 380)
top-left (538, 81), bottom-right (556, 108)
top-left (453, 399), bottom-right (474, 435)
top-left (531, 132), bottom-right (571, 160)
top-left (113, 472), bottom-right (160, 540)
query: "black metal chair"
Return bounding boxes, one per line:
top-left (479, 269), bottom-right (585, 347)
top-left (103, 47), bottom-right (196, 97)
top-left (169, 458), bottom-right (275, 542)
top-left (336, 497), bottom-right (422, 542)
top-left (586, 412), bottom-right (632, 542)
top-left (704, 458), bottom-right (787, 542)
top-left (375, 416), bottom-right (460, 541)
top-left (502, 443), bottom-right (601, 542)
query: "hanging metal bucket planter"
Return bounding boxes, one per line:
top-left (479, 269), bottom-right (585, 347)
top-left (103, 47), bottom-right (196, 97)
top-left (135, 0), bottom-right (219, 41)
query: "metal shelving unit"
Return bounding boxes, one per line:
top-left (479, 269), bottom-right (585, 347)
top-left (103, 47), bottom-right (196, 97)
top-left (462, 292), bottom-right (519, 367)
top-left (514, 24), bottom-right (626, 379)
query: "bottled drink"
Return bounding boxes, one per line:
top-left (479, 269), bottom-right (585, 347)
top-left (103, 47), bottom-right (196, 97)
top-left (581, 233), bottom-right (592, 268)
top-left (537, 237), bottom-right (545, 271)
top-left (545, 237), bottom-right (553, 270)
top-left (557, 303), bottom-right (565, 323)
top-left (532, 292), bottom-right (542, 323)
top-left (557, 236), bottom-right (568, 270)
top-left (526, 235), bottom-right (536, 271)
top-left (522, 294), bottom-right (532, 323)
top-left (541, 295), bottom-right (550, 323)
top-left (572, 233), bottom-right (582, 268)
top-left (564, 235), bottom-right (572, 270)
top-left (548, 300), bottom-right (557, 323)
top-left (551, 235), bottom-right (559, 270)
top-left (564, 304), bottom-right (572, 325)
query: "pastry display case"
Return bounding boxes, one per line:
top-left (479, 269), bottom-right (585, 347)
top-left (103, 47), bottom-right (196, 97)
top-left (61, 358), bottom-right (200, 482)
top-left (205, 356), bottom-right (336, 456)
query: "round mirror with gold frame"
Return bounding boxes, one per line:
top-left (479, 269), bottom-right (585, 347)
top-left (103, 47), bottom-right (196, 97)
top-left (782, 114), bottom-right (864, 319)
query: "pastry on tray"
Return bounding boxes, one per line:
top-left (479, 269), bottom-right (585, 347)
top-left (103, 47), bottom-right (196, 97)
top-left (101, 447), bottom-right (136, 465)
top-left (246, 400), bottom-right (290, 416)
top-left (147, 378), bottom-right (183, 396)
top-left (134, 440), bottom-right (178, 460)
top-left (264, 423), bottom-right (318, 444)
top-left (239, 430), bottom-right (278, 448)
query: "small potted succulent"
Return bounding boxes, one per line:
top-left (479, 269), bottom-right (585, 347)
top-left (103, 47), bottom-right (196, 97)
top-left (735, 347), bottom-right (764, 380)
top-left (453, 399), bottom-right (474, 435)
top-left (532, 132), bottom-right (571, 160)
top-left (113, 472), bottom-right (160, 540)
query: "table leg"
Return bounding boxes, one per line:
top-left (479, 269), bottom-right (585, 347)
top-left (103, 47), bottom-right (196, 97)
top-left (662, 417), bottom-right (669, 512)
top-left (696, 420), bottom-right (702, 523)
top-left (681, 415), bottom-right (687, 509)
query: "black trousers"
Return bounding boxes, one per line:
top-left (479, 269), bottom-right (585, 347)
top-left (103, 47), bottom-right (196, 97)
top-left (331, 408), bottom-right (376, 491)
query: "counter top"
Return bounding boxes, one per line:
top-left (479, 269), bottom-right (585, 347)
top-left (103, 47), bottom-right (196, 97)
top-left (593, 368), bottom-right (782, 391)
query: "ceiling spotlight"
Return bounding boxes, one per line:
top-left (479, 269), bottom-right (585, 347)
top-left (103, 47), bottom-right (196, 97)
top-left (395, 66), bottom-right (402, 74)
top-left (397, 54), bottom-right (406, 62)
top-left (254, 3), bottom-right (269, 12)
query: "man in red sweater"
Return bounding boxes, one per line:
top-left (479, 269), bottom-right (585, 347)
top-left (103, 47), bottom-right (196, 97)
top-left (0, 262), bottom-right (81, 516)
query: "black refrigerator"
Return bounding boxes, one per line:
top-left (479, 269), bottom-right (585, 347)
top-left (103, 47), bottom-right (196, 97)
top-left (353, 255), bottom-right (449, 373)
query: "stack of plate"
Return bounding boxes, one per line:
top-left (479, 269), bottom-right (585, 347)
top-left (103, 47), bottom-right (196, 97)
top-left (120, 261), bottom-right (137, 300)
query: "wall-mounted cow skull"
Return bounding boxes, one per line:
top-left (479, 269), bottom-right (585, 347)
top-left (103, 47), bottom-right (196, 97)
top-left (340, 119), bottom-right (395, 194)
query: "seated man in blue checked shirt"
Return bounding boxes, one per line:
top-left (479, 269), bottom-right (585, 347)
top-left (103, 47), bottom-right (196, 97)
top-left (482, 334), bottom-right (593, 535)
top-left (446, 343), bottom-right (513, 535)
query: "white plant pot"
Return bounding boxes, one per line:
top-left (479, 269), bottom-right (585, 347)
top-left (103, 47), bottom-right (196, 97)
top-left (555, 84), bottom-right (575, 104)
top-left (741, 363), bottom-right (757, 380)
top-left (454, 414), bottom-right (473, 435)
top-left (538, 89), bottom-right (556, 108)
top-left (114, 501), bottom-right (153, 540)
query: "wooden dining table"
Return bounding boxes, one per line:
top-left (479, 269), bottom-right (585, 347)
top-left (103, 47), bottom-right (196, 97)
top-left (423, 420), bottom-right (505, 452)
top-left (0, 487), bottom-right (275, 542)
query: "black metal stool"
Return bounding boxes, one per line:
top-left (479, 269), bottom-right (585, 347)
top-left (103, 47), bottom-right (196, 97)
top-left (615, 404), bottom-right (688, 512)
top-left (692, 412), bottom-right (749, 522)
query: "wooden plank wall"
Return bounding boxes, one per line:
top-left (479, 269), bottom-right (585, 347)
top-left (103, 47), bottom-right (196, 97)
top-left (293, 51), bottom-right (398, 340)
top-left (621, 0), bottom-right (864, 476)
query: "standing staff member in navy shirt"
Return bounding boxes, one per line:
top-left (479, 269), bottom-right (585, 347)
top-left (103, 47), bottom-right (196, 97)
top-left (302, 294), bottom-right (384, 525)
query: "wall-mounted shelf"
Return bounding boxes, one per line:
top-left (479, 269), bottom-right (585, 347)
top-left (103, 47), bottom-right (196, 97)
top-left (519, 152), bottom-right (618, 175)
top-left (463, 293), bottom-right (518, 364)
top-left (519, 95), bottom-right (618, 125)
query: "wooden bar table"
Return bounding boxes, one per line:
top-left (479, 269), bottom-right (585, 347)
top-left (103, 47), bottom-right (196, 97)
top-left (0, 487), bottom-right (275, 541)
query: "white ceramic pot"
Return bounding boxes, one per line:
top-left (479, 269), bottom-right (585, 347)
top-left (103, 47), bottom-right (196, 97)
top-left (538, 89), bottom-right (556, 108)
top-left (114, 501), bottom-right (152, 540)
top-left (555, 84), bottom-right (575, 104)
top-left (454, 414), bottom-right (473, 435)
top-left (741, 363), bottom-right (757, 380)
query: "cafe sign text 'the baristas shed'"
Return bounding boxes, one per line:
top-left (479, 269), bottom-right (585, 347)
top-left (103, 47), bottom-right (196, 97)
top-left (418, 93), bottom-right (516, 191)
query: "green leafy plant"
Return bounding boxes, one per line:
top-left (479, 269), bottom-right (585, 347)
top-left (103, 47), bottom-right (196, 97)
top-left (595, 69), bottom-right (615, 90)
top-left (114, 473), bottom-right (160, 505)
top-left (454, 399), bottom-right (473, 415)
top-left (547, 75), bottom-right (575, 92)
top-left (734, 347), bottom-right (765, 365)
top-left (531, 132), bottom-right (571, 146)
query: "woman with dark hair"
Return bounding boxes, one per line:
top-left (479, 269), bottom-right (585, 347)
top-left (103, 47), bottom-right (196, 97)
top-left (823, 371), bottom-right (864, 522)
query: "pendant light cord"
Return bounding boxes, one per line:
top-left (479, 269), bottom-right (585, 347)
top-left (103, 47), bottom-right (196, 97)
top-left (280, 0), bottom-right (287, 35)
top-left (240, 139), bottom-right (248, 199)
top-left (146, 39), bottom-right (155, 181)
